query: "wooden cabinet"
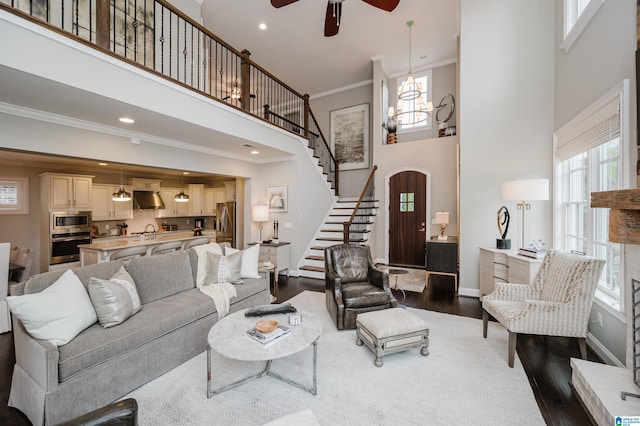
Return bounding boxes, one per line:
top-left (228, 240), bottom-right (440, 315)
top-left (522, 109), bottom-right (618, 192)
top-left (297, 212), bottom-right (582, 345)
top-left (248, 242), bottom-right (290, 281)
top-left (92, 184), bottom-right (133, 221)
top-left (425, 239), bottom-right (459, 292)
top-left (479, 247), bottom-right (543, 297)
top-left (40, 173), bottom-right (93, 210)
top-left (187, 184), bottom-right (205, 216)
top-left (224, 181), bottom-right (236, 202)
top-left (204, 188), bottom-right (217, 216)
top-left (155, 188), bottom-right (188, 218)
top-left (130, 178), bottom-right (161, 191)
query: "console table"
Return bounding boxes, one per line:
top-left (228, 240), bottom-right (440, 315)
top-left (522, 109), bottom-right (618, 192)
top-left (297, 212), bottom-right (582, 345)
top-left (479, 247), bottom-right (543, 297)
top-left (425, 238), bottom-right (459, 292)
top-left (247, 242), bottom-right (291, 282)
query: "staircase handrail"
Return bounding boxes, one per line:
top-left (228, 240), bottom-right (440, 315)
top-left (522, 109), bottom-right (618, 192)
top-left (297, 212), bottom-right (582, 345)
top-left (343, 165), bottom-right (377, 243)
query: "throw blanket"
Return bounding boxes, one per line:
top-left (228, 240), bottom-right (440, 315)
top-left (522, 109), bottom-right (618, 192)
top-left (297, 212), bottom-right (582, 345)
top-left (192, 243), bottom-right (236, 318)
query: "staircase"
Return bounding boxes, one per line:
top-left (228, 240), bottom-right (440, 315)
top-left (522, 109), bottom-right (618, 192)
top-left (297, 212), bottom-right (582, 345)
top-left (298, 197), bottom-right (379, 280)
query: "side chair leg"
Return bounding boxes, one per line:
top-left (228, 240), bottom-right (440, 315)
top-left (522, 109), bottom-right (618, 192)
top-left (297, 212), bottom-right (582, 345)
top-left (482, 310), bottom-right (488, 338)
top-left (508, 331), bottom-right (517, 368)
top-left (578, 337), bottom-right (587, 360)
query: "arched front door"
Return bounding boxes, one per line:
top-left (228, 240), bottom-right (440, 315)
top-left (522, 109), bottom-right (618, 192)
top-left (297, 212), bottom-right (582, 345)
top-left (389, 171), bottom-right (427, 267)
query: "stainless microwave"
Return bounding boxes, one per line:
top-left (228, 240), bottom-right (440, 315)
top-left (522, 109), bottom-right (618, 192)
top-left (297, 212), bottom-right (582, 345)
top-left (50, 211), bottom-right (91, 233)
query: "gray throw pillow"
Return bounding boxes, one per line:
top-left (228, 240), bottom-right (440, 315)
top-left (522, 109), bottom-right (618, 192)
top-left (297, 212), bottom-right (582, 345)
top-left (88, 266), bottom-right (142, 328)
top-left (205, 251), bottom-right (243, 284)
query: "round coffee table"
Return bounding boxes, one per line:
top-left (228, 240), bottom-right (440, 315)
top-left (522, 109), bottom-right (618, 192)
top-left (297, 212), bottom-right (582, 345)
top-left (388, 268), bottom-right (409, 302)
top-left (207, 308), bottom-right (322, 398)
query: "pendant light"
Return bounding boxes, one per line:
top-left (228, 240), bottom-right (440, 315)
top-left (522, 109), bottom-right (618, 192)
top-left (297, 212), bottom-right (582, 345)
top-left (175, 172), bottom-right (190, 203)
top-left (112, 167), bottom-right (131, 202)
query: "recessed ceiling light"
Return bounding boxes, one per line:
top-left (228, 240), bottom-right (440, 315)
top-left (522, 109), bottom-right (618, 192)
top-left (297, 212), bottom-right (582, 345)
top-left (259, 23), bottom-right (267, 30)
top-left (119, 117), bottom-right (135, 124)
top-left (182, 171), bottom-right (190, 175)
top-left (98, 162), bottom-right (108, 166)
top-left (251, 150), bottom-right (259, 155)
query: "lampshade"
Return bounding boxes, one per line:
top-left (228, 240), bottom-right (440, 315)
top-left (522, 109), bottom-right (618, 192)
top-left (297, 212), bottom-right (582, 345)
top-left (252, 205), bottom-right (269, 222)
top-left (501, 179), bottom-right (549, 202)
top-left (434, 211), bottom-right (450, 225)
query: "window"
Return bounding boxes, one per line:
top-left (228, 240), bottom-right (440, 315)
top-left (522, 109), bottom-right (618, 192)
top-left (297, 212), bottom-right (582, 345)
top-left (561, 0), bottom-right (604, 52)
top-left (0, 176), bottom-right (29, 215)
top-left (554, 81), bottom-right (628, 313)
top-left (393, 69), bottom-right (432, 132)
top-left (400, 193), bottom-right (414, 212)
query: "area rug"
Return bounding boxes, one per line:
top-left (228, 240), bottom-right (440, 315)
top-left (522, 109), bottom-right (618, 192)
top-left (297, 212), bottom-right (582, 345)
top-left (124, 291), bottom-right (545, 425)
top-left (376, 265), bottom-right (426, 293)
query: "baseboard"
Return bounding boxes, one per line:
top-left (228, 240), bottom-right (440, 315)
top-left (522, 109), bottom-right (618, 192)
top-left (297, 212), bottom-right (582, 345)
top-left (458, 287), bottom-right (480, 298)
top-left (586, 332), bottom-right (625, 367)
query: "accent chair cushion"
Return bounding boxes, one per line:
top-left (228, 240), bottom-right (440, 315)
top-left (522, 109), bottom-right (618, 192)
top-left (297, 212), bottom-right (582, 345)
top-left (342, 282), bottom-right (391, 308)
top-left (330, 246), bottom-right (369, 284)
top-left (88, 266), bottom-right (142, 328)
top-left (540, 251), bottom-right (591, 303)
top-left (6, 269), bottom-right (97, 346)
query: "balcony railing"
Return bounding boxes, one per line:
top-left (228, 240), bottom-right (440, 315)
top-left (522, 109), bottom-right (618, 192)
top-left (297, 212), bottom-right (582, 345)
top-left (1, 0), bottom-right (339, 195)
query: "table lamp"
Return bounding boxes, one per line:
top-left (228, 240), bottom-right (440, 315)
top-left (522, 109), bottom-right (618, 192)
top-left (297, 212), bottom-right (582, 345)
top-left (500, 179), bottom-right (549, 249)
top-left (435, 211), bottom-right (450, 241)
top-left (252, 205), bottom-right (269, 242)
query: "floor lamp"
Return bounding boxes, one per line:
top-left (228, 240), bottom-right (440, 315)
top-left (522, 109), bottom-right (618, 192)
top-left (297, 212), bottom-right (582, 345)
top-left (500, 179), bottom-right (549, 250)
top-left (252, 205), bottom-right (269, 243)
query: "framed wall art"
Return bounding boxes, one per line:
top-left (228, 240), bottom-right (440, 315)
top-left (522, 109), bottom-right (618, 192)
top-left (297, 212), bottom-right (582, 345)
top-left (267, 185), bottom-right (288, 213)
top-left (330, 103), bottom-right (370, 170)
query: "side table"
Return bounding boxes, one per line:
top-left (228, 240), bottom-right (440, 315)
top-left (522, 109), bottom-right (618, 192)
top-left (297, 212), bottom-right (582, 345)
top-left (259, 262), bottom-right (278, 300)
top-left (388, 268), bottom-right (409, 302)
top-left (425, 238), bottom-right (459, 292)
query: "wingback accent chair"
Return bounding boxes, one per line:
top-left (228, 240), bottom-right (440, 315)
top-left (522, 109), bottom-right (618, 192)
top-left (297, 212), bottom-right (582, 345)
top-left (325, 243), bottom-right (397, 330)
top-left (482, 249), bottom-right (605, 367)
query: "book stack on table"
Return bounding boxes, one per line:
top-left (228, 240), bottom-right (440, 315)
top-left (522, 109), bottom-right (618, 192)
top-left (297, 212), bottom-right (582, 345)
top-left (246, 325), bottom-right (291, 348)
top-left (518, 248), bottom-right (548, 260)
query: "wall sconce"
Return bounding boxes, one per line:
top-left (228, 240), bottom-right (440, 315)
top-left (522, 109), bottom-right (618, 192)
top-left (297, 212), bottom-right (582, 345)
top-left (252, 205), bottom-right (269, 242)
top-left (501, 179), bottom-right (549, 249)
top-left (435, 211), bottom-right (450, 241)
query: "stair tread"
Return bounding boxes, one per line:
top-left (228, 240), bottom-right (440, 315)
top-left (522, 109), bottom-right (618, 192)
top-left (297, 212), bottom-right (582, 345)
top-left (300, 265), bottom-right (325, 272)
top-left (305, 255), bottom-right (324, 261)
top-left (317, 237), bottom-right (364, 242)
top-left (325, 221), bottom-right (374, 225)
top-left (321, 229), bottom-right (371, 234)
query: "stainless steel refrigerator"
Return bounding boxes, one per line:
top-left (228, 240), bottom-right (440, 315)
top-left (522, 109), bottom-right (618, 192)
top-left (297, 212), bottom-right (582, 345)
top-left (216, 202), bottom-right (236, 247)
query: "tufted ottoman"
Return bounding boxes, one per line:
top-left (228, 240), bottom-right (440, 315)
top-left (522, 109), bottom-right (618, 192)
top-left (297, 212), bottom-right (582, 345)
top-left (355, 308), bottom-right (429, 367)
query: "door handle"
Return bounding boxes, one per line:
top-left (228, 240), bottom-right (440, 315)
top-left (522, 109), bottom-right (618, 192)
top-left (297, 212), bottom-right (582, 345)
top-left (419, 222), bottom-right (426, 232)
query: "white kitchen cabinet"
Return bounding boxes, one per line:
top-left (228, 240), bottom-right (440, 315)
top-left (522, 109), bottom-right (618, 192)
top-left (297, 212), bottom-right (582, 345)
top-left (479, 247), bottom-right (543, 297)
top-left (204, 188), bottom-right (217, 215)
top-left (130, 178), bottom-right (161, 191)
top-left (92, 184), bottom-right (133, 221)
top-left (215, 188), bottom-right (226, 205)
top-left (187, 184), bottom-right (205, 216)
top-left (224, 181), bottom-right (236, 202)
top-left (40, 173), bottom-right (93, 210)
top-left (155, 188), bottom-right (189, 218)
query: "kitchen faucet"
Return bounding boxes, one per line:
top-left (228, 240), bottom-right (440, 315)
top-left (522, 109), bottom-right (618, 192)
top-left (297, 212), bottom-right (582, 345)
top-left (144, 224), bottom-right (157, 241)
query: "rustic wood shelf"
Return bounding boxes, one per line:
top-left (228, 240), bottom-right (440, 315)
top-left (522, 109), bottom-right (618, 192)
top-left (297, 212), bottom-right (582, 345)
top-left (591, 189), bottom-right (640, 244)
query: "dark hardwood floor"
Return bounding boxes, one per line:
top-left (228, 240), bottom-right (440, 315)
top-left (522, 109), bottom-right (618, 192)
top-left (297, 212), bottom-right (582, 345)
top-left (0, 274), bottom-right (598, 425)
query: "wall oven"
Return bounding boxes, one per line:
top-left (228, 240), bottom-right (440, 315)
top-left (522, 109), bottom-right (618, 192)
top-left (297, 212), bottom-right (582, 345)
top-left (50, 211), bottom-right (92, 265)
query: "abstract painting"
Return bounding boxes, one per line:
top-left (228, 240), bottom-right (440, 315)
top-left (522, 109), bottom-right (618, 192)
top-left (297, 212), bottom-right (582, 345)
top-left (330, 103), bottom-right (370, 170)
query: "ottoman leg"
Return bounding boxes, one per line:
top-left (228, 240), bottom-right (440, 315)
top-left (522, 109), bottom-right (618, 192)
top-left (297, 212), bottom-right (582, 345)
top-left (374, 356), bottom-right (383, 367)
top-left (356, 337), bottom-right (363, 346)
top-left (421, 335), bottom-right (430, 356)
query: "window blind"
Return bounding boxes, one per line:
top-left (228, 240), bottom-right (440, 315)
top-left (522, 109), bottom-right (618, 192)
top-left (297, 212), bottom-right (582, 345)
top-left (555, 96), bottom-right (621, 161)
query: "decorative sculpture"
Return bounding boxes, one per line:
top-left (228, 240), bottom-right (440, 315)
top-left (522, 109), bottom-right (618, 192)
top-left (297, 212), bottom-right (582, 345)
top-left (496, 205), bottom-right (511, 249)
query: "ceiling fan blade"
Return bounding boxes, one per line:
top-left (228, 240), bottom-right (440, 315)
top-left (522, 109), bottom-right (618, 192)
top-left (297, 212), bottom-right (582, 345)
top-left (361, 0), bottom-right (399, 12)
top-left (324, 1), bottom-right (341, 37)
top-left (270, 0), bottom-right (299, 8)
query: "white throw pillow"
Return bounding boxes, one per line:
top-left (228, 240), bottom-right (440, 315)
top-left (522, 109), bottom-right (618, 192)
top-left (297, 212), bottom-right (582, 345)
top-left (204, 251), bottom-right (243, 284)
top-left (192, 243), bottom-right (224, 287)
top-left (225, 244), bottom-right (260, 279)
top-left (6, 269), bottom-right (97, 346)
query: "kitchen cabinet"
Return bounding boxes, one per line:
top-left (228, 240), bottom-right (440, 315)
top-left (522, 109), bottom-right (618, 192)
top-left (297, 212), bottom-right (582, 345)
top-left (187, 184), bottom-right (205, 216)
top-left (40, 173), bottom-right (93, 210)
top-left (215, 188), bottom-right (226, 205)
top-left (130, 178), bottom-right (161, 191)
top-left (479, 247), bottom-right (543, 297)
top-left (204, 188), bottom-right (217, 215)
top-left (155, 188), bottom-right (189, 218)
top-left (224, 181), bottom-right (236, 202)
top-left (92, 184), bottom-right (133, 221)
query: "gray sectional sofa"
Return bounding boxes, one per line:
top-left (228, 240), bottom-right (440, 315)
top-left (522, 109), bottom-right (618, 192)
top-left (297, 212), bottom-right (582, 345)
top-left (8, 247), bottom-right (271, 425)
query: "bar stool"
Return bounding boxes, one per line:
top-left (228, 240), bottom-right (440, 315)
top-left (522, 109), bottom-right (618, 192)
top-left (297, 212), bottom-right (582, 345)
top-left (110, 246), bottom-right (148, 262)
top-left (183, 237), bottom-right (211, 250)
top-left (150, 241), bottom-right (183, 255)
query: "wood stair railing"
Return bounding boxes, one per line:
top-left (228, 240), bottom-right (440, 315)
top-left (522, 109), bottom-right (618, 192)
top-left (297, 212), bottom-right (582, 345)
top-left (343, 165), bottom-right (377, 243)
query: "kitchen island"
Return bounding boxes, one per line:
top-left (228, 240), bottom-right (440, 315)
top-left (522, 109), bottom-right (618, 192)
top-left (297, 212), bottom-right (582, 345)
top-left (79, 231), bottom-right (215, 265)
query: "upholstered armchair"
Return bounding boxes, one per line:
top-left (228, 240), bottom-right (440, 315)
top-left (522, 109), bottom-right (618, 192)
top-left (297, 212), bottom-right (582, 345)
top-left (482, 249), bottom-right (605, 367)
top-left (325, 243), bottom-right (397, 330)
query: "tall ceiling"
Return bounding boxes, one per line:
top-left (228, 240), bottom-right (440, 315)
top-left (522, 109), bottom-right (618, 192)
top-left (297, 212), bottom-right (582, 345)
top-left (201, 0), bottom-right (459, 97)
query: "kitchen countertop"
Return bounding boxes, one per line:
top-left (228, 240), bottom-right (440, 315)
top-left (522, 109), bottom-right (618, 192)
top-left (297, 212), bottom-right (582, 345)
top-left (80, 231), bottom-right (215, 251)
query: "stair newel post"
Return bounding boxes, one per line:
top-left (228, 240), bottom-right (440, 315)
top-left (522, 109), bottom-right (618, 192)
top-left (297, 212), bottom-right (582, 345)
top-left (96, 0), bottom-right (110, 50)
top-left (303, 94), bottom-right (310, 139)
top-left (240, 49), bottom-right (251, 112)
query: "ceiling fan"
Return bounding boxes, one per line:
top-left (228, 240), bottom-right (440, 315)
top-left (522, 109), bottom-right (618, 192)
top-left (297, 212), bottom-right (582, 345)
top-left (270, 0), bottom-right (400, 37)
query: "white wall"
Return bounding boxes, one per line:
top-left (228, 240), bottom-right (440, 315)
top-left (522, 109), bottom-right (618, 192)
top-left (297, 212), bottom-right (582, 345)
top-left (554, 0), bottom-right (636, 365)
top-left (459, 0), bottom-right (555, 296)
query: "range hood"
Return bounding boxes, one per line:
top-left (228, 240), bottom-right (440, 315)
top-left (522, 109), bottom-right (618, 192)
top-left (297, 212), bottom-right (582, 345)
top-left (133, 191), bottom-right (165, 209)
